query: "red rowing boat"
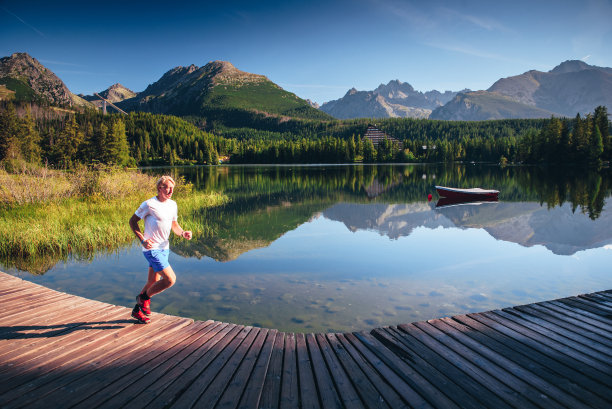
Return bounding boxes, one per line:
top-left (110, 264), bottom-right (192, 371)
top-left (435, 185), bottom-right (499, 200)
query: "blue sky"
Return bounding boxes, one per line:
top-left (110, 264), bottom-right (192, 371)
top-left (1, 0), bottom-right (611, 104)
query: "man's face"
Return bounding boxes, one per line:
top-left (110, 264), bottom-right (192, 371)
top-left (157, 181), bottom-right (174, 201)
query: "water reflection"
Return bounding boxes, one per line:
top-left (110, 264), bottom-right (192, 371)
top-left (4, 164), bottom-right (612, 332)
top-left (168, 164), bottom-right (612, 261)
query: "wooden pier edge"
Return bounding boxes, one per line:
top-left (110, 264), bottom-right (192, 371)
top-left (0, 271), bottom-right (610, 409)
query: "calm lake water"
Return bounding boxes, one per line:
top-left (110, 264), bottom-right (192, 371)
top-left (5, 164), bottom-right (612, 332)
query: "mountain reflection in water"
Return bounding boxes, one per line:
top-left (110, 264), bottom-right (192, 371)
top-left (323, 200), bottom-right (612, 255)
top-left (4, 164), bottom-right (612, 332)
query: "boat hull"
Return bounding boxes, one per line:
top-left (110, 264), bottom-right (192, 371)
top-left (435, 185), bottom-right (499, 200)
top-left (436, 196), bottom-right (498, 208)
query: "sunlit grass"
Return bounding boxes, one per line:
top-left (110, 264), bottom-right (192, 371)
top-left (0, 166), bottom-right (228, 274)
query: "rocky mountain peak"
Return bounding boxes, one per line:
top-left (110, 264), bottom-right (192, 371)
top-left (549, 60), bottom-right (592, 74)
top-left (374, 79), bottom-right (416, 97)
top-left (202, 60), bottom-right (267, 86)
top-left (0, 52), bottom-right (75, 106)
top-left (101, 83), bottom-right (137, 102)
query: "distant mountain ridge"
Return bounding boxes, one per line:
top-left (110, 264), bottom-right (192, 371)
top-left (431, 60), bottom-right (612, 120)
top-left (320, 80), bottom-right (462, 119)
top-left (429, 91), bottom-right (560, 120)
top-left (3, 52), bottom-right (611, 122)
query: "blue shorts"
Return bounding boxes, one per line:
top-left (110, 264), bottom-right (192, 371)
top-left (143, 249), bottom-right (170, 272)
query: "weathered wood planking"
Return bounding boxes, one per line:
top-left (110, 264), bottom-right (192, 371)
top-left (0, 272), bottom-right (610, 409)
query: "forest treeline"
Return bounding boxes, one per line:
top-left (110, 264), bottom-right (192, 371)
top-left (0, 100), bottom-right (609, 169)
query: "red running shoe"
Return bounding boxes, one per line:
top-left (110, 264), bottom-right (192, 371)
top-left (136, 293), bottom-right (151, 315)
top-left (131, 304), bottom-right (150, 324)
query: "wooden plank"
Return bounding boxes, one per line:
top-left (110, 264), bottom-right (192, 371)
top-left (346, 332), bottom-right (432, 408)
top-left (0, 292), bottom-right (80, 324)
top-left (236, 329), bottom-right (277, 409)
top-left (259, 332), bottom-right (285, 409)
top-left (471, 312), bottom-right (612, 401)
top-left (65, 320), bottom-right (220, 409)
top-left (443, 316), bottom-right (610, 409)
top-left (574, 295), bottom-right (612, 312)
top-left (0, 304), bottom-right (126, 368)
top-left (0, 305), bottom-right (129, 381)
top-left (125, 324), bottom-right (243, 409)
top-left (428, 318), bottom-right (592, 409)
top-left (296, 333), bottom-right (320, 409)
top-left (489, 310), bottom-right (612, 373)
top-left (459, 313), bottom-right (612, 404)
top-left (315, 333), bottom-right (364, 409)
top-left (595, 290), bottom-right (612, 301)
top-left (167, 326), bottom-right (254, 409)
top-left (0, 286), bottom-right (44, 300)
top-left (97, 323), bottom-right (240, 409)
top-left (403, 322), bottom-right (536, 408)
top-left (546, 299), bottom-right (612, 327)
top-left (0, 302), bottom-right (120, 358)
top-left (0, 302), bottom-right (121, 338)
top-left (215, 328), bottom-right (270, 409)
top-left (1, 314), bottom-right (190, 407)
top-left (189, 327), bottom-right (262, 409)
top-left (523, 303), bottom-right (612, 343)
top-left (539, 301), bottom-right (612, 334)
top-left (352, 331), bottom-right (454, 408)
top-left (580, 293), bottom-right (612, 309)
top-left (374, 326), bottom-right (499, 409)
top-left (325, 333), bottom-right (390, 409)
top-left (279, 333), bottom-right (299, 409)
top-left (25, 320), bottom-right (211, 409)
top-left (556, 297), bottom-right (612, 318)
top-left (511, 305), bottom-right (612, 353)
top-left (305, 334), bottom-right (343, 409)
top-left (0, 295), bottom-right (112, 331)
top-left (334, 333), bottom-right (407, 409)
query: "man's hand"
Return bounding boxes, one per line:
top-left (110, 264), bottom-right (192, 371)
top-left (182, 231), bottom-right (192, 240)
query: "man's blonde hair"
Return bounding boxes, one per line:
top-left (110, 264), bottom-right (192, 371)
top-left (156, 175), bottom-right (176, 189)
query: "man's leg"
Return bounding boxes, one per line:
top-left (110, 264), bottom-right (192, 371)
top-left (140, 267), bottom-right (160, 295)
top-left (143, 265), bottom-right (176, 297)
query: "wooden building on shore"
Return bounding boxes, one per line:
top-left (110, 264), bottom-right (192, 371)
top-left (363, 125), bottom-right (401, 147)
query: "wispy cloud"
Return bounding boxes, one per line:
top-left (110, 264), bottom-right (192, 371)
top-left (372, 0), bottom-right (511, 33)
top-left (425, 41), bottom-right (513, 63)
top-left (39, 59), bottom-right (86, 67)
top-left (1, 7), bottom-right (46, 38)
top-left (582, 54), bottom-right (591, 61)
top-left (439, 7), bottom-right (513, 33)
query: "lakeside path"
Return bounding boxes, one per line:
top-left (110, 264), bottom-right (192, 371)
top-left (0, 271), bottom-right (610, 409)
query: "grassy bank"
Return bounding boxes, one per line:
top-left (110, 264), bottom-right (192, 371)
top-left (0, 166), bottom-right (228, 274)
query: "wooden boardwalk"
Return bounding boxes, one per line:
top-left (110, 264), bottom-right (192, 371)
top-left (0, 271), bottom-right (610, 409)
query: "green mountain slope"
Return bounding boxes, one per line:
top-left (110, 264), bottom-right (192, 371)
top-left (119, 61), bottom-right (332, 121)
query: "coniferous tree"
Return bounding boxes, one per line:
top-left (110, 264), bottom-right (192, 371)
top-left (16, 106), bottom-right (41, 163)
top-left (0, 102), bottom-right (19, 162)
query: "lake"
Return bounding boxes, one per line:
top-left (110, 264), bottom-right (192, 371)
top-left (4, 164), bottom-right (612, 332)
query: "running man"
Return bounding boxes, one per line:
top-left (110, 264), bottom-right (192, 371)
top-left (129, 175), bottom-right (192, 323)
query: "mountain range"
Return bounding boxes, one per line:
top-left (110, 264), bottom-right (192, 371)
top-left (320, 80), bottom-right (464, 119)
top-left (1, 52), bottom-right (610, 121)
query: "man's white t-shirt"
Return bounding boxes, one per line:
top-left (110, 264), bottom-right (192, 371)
top-left (135, 196), bottom-right (178, 251)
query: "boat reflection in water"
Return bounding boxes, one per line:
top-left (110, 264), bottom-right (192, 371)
top-left (435, 196), bottom-right (499, 208)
